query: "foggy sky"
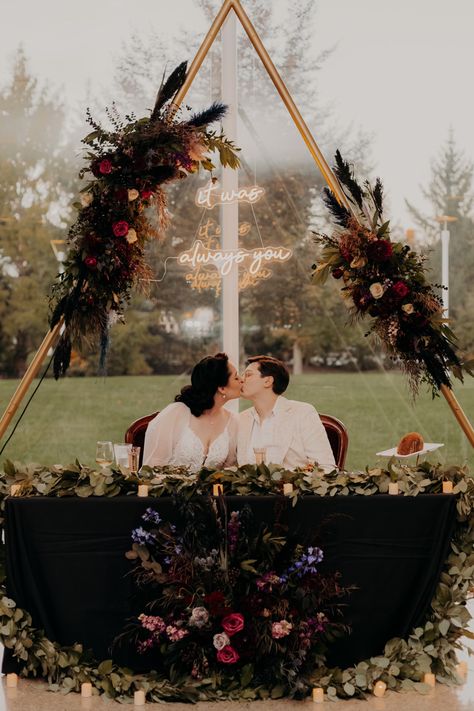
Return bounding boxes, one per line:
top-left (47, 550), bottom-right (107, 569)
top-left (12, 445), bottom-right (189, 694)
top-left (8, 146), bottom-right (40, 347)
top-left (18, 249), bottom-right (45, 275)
top-left (2, 0), bottom-right (474, 232)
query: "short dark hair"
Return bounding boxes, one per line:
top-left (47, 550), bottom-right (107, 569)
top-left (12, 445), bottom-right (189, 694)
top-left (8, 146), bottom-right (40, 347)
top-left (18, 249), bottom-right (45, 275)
top-left (175, 352), bottom-right (230, 416)
top-left (247, 355), bottom-right (289, 395)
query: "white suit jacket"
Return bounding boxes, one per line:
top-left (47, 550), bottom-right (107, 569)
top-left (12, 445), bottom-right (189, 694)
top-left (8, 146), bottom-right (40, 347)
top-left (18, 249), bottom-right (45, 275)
top-left (237, 397), bottom-right (336, 471)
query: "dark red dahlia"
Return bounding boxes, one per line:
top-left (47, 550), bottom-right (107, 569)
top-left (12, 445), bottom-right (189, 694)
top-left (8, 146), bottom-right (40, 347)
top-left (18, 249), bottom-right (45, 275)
top-left (390, 281), bottom-right (410, 300)
top-left (367, 239), bottom-right (393, 262)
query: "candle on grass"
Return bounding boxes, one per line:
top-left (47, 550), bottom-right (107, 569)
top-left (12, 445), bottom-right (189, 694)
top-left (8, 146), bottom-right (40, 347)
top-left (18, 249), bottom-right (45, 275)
top-left (134, 689), bottom-right (146, 706)
top-left (424, 672), bottom-right (435, 687)
top-left (81, 682), bottom-right (92, 697)
top-left (6, 673), bottom-right (18, 687)
top-left (312, 687), bottom-right (324, 703)
top-left (373, 680), bottom-right (386, 697)
top-left (442, 481), bottom-right (453, 494)
top-left (388, 482), bottom-right (399, 495)
top-left (283, 483), bottom-right (293, 496)
top-left (137, 484), bottom-right (149, 497)
top-left (213, 484), bottom-right (224, 496)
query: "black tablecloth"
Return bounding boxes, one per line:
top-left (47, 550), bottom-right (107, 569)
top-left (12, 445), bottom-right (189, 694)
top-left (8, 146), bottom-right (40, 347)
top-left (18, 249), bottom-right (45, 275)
top-left (3, 494), bottom-right (456, 672)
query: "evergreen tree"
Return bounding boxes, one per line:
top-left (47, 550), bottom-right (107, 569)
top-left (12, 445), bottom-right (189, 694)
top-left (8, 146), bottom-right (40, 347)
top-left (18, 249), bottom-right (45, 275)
top-left (406, 131), bottom-right (474, 350)
top-left (0, 48), bottom-right (75, 376)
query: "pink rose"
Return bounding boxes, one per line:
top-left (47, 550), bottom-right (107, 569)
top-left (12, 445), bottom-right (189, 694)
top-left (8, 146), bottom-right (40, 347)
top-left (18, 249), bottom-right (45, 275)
top-left (99, 159), bottom-right (113, 174)
top-left (112, 220), bottom-right (129, 237)
top-left (84, 256), bottom-right (97, 268)
top-left (216, 645), bottom-right (240, 664)
top-left (222, 613), bottom-right (244, 636)
top-left (271, 620), bottom-right (293, 639)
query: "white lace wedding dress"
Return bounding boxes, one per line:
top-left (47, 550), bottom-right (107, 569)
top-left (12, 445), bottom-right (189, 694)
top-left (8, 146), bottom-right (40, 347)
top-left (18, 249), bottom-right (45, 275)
top-left (168, 427), bottom-right (230, 472)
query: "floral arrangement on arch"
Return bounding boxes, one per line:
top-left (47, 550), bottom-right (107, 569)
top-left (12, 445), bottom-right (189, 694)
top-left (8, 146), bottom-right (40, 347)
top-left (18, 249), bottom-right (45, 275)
top-left (114, 497), bottom-right (349, 697)
top-left (49, 62), bottom-right (240, 378)
top-left (313, 151), bottom-right (473, 395)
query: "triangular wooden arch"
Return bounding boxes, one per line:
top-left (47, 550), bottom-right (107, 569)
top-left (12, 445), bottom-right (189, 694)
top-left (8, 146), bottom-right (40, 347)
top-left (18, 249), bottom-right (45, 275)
top-left (1, 0), bottom-right (473, 448)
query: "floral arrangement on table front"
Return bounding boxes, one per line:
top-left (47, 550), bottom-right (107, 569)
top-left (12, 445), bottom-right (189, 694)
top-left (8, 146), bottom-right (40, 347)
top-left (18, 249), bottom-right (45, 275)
top-left (313, 151), bottom-right (473, 396)
top-left (0, 460), bottom-right (472, 703)
top-left (49, 61), bottom-right (240, 378)
top-left (113, 496), bottom-right (349, 696)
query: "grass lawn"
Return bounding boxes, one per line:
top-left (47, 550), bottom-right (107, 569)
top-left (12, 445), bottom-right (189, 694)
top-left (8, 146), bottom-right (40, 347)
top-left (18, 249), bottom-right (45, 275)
top-left (0, 371), bottom-right (473, 472)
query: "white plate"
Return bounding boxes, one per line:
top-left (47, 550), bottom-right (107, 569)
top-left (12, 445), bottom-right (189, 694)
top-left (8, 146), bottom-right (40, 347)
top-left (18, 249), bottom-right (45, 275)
top-left (376, 443), bottom-right (444, 458)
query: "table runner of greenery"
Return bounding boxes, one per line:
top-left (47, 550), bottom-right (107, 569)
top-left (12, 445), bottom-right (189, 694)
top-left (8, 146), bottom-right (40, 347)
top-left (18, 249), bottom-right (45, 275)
top-left (0, 459), bottom-right (472, 702)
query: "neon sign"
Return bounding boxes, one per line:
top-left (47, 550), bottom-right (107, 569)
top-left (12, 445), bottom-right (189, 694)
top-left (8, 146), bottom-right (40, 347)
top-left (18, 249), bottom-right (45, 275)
top-left (178, 241), bottom-right (292, 277)
top-left (195, 180), bottom-right (265, 209)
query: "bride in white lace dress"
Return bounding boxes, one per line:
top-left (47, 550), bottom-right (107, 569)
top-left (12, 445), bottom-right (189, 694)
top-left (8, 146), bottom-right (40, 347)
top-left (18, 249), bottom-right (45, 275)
top-left (143, 353), bottom-right (241, 472)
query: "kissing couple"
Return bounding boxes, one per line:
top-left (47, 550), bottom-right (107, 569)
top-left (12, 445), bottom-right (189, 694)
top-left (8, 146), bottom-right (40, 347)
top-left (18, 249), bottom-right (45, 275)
top-left (143, 353), bottom-right (336, 473)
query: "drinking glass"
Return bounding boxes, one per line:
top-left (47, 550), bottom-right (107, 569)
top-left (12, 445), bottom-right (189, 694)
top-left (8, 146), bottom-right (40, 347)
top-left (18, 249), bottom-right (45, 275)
top-left (128, 446), bottom-right (141, 474)
top-left (253, 447), bottom-right (266, 465)
top-left (114, 443), bottom-right (132, 468)
top-left (96, 441), bottom-right (114, 469)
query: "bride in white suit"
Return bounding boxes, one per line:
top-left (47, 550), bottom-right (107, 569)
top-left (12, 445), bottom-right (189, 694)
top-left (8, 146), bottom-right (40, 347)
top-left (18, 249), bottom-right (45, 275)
top-left (238, 355), bottom-right (336, 472)
top-left (143, 353), bottom-right (241, 472)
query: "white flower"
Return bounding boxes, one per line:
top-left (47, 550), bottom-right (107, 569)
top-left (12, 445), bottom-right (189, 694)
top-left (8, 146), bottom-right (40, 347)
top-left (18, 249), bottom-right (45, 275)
top-left (369, 282), bottom-right (384, 299)
top-left (128, 189), bottom-right (139, 201)
top-left (189, 607), bottom-right (209, 626)
top-left (126, 228), bottom-right (138, 244)
top-left (213, 632), bottom-right (230, 650)
top-left (80, 192), bottom-right (93, 207)
top-left (402, 303), bottom-right (414, 314)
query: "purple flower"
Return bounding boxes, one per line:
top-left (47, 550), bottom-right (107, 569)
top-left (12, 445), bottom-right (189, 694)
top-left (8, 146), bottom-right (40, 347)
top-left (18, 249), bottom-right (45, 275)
top-left (289, 546), bottom-right (324, 577)
top-left (227, 511), bottom-right (241, 555)
top-left (142, 508), bottom-right (161, 525)
top-left (131, 526), bottom-right (156, 546)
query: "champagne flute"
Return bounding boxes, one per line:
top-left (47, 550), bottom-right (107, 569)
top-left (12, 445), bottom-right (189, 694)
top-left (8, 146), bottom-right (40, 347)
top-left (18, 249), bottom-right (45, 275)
top-left (96, 441), bottom-right (114, 469)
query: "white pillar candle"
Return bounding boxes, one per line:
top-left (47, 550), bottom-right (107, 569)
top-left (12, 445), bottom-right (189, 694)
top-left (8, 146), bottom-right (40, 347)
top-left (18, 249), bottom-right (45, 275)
top-left (456, 661), bottom-right (468, 677)
top-left (424, 672), bottom-right (435, 687)
top-left (6, 673), bottom-right (18, 687)
top-left (213, 484), bottom-right (224, 496)
top-left (312, 687), bottom-right (324, 703)
top-left (137, 484), bottom-right (149, 497)
top-left (373, 680), bottom-right (386, 697)
top-left (134, 689), bottom-right (146, 706)
top-left (283, 483), bottom-right (294, 496)
top-left (388, 482), bottom-right (399, 495)
top-left (81, 682), bottom-right (92, 697)
top-left (442, 481), bottom-right (453, 494)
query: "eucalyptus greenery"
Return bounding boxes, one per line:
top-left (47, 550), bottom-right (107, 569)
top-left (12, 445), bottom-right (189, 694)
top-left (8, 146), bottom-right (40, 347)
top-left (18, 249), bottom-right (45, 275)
top-left (0, 459), bottom-right (472, 702)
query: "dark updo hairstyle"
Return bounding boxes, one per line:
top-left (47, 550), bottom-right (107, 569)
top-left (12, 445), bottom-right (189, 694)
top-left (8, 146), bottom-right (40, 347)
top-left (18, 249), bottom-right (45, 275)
top-left (175, 352), bottom-right (231, 417)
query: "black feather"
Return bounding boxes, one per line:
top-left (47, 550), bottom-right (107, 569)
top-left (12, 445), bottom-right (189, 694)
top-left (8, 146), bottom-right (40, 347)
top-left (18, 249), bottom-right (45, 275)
top-left (373, 177), bottom-right (384, 217)
top-left (186, 102), bottom-right (227, 128)
top-left (334, 150), bottom-right (364, 210)
top-left (323, 187), bottom-right (351, 227)
top-left (53, 333), bottom-right (72, 380)
top-left (151, 62), bottom-right (188, 121)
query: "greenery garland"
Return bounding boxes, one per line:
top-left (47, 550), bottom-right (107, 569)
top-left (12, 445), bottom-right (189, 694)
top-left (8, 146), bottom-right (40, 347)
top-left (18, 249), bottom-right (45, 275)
top-left (49, 61), bottom-right (240, 379)
top-left (313, 151), bottom-right (474, 396)
top-left (0, 459), bottom-right (472, 702)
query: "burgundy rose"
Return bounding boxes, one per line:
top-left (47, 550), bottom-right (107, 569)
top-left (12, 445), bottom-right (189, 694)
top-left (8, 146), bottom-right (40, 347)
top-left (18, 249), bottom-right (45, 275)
top-left (216, 645), bottom-right (240, 664)
top-left (140, 189), bottom-right (153, 200)
top-left (390, 281), bottom-right (410, 300)
top-left (99, 159), bottom-right (113, 174)
top-left (367, 239), bottom-right (393, 262)
top-left (204, 591), bottom-right (231, 617)
top-left (332, 268), bottom-right (344, 279)
top-left (222, 613), bottom-right (244, 636)
top-left (84, 256), bottom-right (97, 269)
top-left (112, 220), bottom-right (129, 237)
